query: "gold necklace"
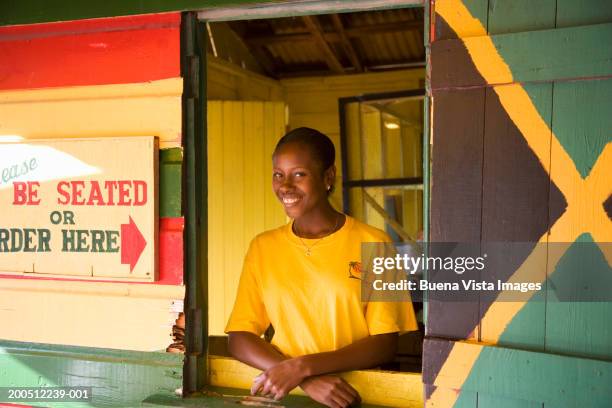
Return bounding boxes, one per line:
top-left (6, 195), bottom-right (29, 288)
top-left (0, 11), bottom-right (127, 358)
top-left (294, 216), bottom-right (340, 256)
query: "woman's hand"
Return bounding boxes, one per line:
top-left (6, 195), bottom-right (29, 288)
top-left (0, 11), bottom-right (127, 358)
top-left (250, 358), bottom-right (307, 400)
top-left (300, 375), bottom-right (361, 408)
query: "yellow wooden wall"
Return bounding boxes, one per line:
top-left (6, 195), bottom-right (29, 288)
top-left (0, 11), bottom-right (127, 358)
top-left (0, 78), bottom-right (184, 351)
top-left (207, 57), bottom-right (284, 101)
top-left (0, 78), bottom-right (182, 149)
top-left (207, 101), bottom-right (287, 335)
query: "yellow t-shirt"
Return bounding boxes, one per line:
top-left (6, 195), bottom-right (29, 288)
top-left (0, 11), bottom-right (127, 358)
top-left (225, 215), bottom-right (418, 358)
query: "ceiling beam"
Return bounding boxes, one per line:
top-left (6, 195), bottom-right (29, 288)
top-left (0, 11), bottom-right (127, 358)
top-left (301, 15), bottom-right (344, 74)
top-left (246, 20), bottom-right (422, 46)
top-left (226, 22), bottom-right (278, 77)
top-left (331, 14), bottom-right (362, 72)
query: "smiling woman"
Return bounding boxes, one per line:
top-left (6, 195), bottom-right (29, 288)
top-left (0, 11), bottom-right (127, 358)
top-left (225, 127), bottom-right (418, 408)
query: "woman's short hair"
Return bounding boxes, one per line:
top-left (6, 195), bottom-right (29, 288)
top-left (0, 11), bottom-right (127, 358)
top-left (273, 127), bottom-right (335, 172)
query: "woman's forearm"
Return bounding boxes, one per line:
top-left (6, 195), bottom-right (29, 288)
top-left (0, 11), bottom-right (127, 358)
top-left (227, 331), bottom-right (286, 371)
top-left (297, 333), bottom-right (398, 377)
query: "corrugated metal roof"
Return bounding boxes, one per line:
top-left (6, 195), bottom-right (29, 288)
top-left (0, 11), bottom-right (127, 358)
top-left (216, 7), bottom-right (424, 78)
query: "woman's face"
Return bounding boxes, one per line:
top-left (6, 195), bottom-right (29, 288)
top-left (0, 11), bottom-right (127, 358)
top-left (272, 142), bottom-right (334, 219)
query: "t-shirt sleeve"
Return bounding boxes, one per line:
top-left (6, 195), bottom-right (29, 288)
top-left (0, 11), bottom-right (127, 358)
top-left (225, 242), bottom-right (271, 336)
top-left (363, 232), bottom-right (419, 335)
top-left (365, 300), bottom-right (418, 335)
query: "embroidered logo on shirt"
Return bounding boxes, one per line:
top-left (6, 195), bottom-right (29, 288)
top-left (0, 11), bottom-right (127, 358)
top-left (348, 261), bottom-right (361, 280)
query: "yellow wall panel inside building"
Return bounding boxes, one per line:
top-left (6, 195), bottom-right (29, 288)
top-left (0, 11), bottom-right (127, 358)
top-left (207, 100), bottom-right (287, 335)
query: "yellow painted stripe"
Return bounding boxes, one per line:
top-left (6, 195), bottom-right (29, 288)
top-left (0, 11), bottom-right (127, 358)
top-left (435, 0), bottom-right (486, 37)
top-left (208, 355), bottom-right (423, 407)
top-left (0, 77), bottom-right (182, 149)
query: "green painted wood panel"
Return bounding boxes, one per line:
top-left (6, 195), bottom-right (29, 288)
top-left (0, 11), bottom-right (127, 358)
top-left (556, 0), bottom-right (612, 28)
top-left (492, 22), bottom-right (612, 89)
top-left (143, 386), bottom-right (391, 407)
top-left (0, 0), bottom-right (264, 26)
top-left (160, 147), bottom-right (183, 217)
top-left (545, 234), bottom-right (612, 360)
top-left (426, 339), bottom-right (612, 408)
top-left (0, 340), bottom-right (182, 407)
top-left (432, 23), bottom-right (612, 89)
top-left (478, 393), bottom-right (541, 408)
top-left (488, 0), bottom-right (556, 34)
top-left (551, 78), bottom-right (612, 178)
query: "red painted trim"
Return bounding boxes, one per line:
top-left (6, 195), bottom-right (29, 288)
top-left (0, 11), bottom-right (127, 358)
top-left (158, 216), bottom-right (184, 285)
top-left (0, 13), bottom-right (180, 90)
top-left (0, 13), bottom-right (180, 40)
top-left (0, 217), bottom-right (184, 286)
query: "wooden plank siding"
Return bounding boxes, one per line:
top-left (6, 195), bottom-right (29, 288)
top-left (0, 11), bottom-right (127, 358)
top-left (207, 101), bottom-right (286, 336)
top-left (427, 1), bottom-right (612, 407)
top-left (0, 13), bottom-right (185, 351)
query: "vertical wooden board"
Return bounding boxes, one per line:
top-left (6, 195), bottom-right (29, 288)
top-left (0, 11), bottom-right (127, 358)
top-left (551, 79), bottom-right (612, 179)
top-left (242, 102), bottom-right (256, 257)
top-left (263, 102), bottom-right (287, 230)
top-left (402, 190), bottom-right (422, 238)
top-left (545, 78), bottom-right (612, 361)
top-left (556, 0), bottom-right (612, 28)
top-left (244, 102), bottom-right (267, 243)
top-left (428, 88), bottom-right (484, 339)
top-left (384, 127), bottom-right (403, 178)
top-left (545, 234), bottom-right (612, 360)
top-left (479, 84), bottom-right (555, 348)
top-left (401, 123), bottom-right (423, 178)
top-left (346, 102), bottom-right (363, 181)
top-left (362, 109), bottom-right (384, 230)
top-left (223, 102), bottom-right (245, 331)
top-left (345, 102), bottom-right (365, 219)
top-left (273, 102), bottom-right (289, 227)
top-left (207, 101), bottom-right (224, 335)
top-left (159, 148), bottom-right (183, 218)
top-left (487, 0), bottom-right (556, 34)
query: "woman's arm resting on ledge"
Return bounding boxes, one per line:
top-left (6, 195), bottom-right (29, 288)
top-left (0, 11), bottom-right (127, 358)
top-left (250, 332), bottom-right (398, 400)
top-left (227, 331), bottom-right (286, 371)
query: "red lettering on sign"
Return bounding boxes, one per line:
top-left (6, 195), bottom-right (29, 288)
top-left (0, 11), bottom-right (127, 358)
top-left (87, 181), bottom-right (105, 206)
top-left (133, 180), bottom-right (147, 206)
top-left (117, 180), bottom-right (131, 205)
top-left (54, 180), bottom-right (148, 206)
top-left (105, 181), bottom-right (117, 205)
top-left (71, 181), bottom-right (86, 205)
top-left (13, 181), bottom-right (40, 205)
top-left (57, 181), bottom-right (70, 204)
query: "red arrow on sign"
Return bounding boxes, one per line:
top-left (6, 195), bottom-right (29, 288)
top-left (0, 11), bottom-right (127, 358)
top-left (121, 216), bottom-right (147, 272)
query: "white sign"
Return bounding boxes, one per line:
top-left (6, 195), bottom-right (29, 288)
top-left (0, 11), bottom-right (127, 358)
top-left (0, 137), bottom-right (158, 282)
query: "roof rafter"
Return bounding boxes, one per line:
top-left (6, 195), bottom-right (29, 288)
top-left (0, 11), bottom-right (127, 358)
top-left (331, 14), bottom-right (362, 72)
top-left (301, 15), bottom-right (344, 74)
top-left (246, 20), bottom-right (421, 46)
